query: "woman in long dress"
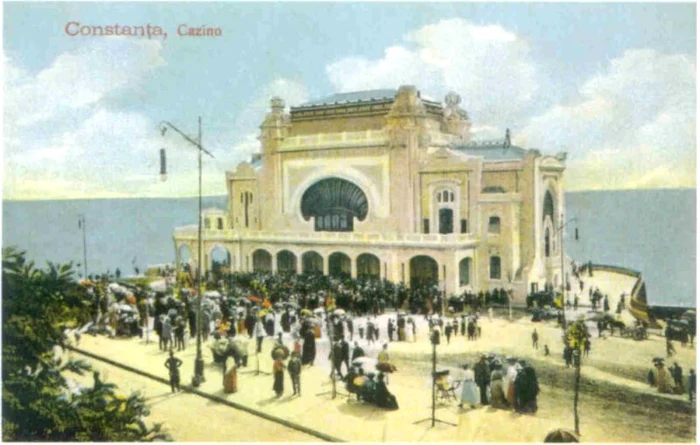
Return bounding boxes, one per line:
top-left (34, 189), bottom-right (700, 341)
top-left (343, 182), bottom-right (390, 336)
top-left (489, 369), bottom-right (509, 409)
top-left (656, 363), bottom-right (674, 393)
top-left (302, 327), bottom-right (316, 365)
top-left (504, 358), bottom-right (520, 408)
top-left (458, 364), bottom-right (479, 409)
top-left (273, 357), bottom-right (284, 397)
top-left (514, 365), bottom-right (539, 413)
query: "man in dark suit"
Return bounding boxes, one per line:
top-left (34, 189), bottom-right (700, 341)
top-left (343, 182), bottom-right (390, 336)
top-left (474, 354), bottom-right (491, 406)
top-left (341, 339), bottom-right (351, 375)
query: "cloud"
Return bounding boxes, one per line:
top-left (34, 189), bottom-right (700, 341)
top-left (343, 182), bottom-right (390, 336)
top-left (326, 18), bottom-right (539, 127)
top-left (5, 38), bottom-right (166, 128)
top-left (4, 37), bottom-right (307, 200)
top-left (4, 38), bottom-right (169, 200)
top-left (518, 49), bottom-right (695, 190)
top-left (225, 78), bottom-right (309, 169)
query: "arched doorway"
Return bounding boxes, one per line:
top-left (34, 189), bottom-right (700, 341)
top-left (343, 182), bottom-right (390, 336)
top-left (277, 250), bottom-right (297, 274)
top-left (439, 208), bottom-right (454, 234)
top-left (329, 252), bottom-right (351, 277)
top-left (252, 249), bottom-right (272, 273)
top-left (357, 253), bottom-right (380, 280)
top-left (410, 255), bottom-right (439, 288)
top-left (302, 251), bottom-right (323, 274)
top-left (210, 245), bottom-right (231, 281)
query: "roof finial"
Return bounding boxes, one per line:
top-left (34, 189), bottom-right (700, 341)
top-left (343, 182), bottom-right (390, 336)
top-left (503, 128), bottom-right (511, 150)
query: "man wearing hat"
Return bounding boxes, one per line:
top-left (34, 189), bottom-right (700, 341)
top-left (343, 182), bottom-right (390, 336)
top-left (474, 354), bottom-right (491, 406)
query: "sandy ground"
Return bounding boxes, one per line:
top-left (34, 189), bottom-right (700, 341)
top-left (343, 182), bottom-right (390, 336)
top-left (73, 302), bottom-right (696, 442)
top-left (68, 354), bottom-right (316, 442)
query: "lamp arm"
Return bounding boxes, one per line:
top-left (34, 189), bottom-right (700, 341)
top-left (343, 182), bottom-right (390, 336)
top-left (555, 217), bottom-right (578, 234)
top-left (159, 121), bottom-right (215, 158)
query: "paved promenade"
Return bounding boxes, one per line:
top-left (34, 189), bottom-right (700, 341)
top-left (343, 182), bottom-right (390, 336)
top-left (70, 352), bottom-right (316, 442)
top-left (75, 329), bottom-right (567, 442)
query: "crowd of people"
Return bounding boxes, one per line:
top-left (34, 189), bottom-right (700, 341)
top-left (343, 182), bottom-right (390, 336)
top-left (441, 353), bottom-right (540, 414)
top-left (648, 358), bottom-right (696, 401)
top-left (76, 264), bottom-right (694, 426)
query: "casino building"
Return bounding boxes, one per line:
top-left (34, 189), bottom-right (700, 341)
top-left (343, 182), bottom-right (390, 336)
top-left (173, 86), bottom-right (570, 304)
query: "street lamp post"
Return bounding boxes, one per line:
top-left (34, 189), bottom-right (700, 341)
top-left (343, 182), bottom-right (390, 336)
top-left (78, 215), bottom-right (88, 279)
top-left (507, 270), bottom-right (513, 322)
top-left (159, 117), bottom-right (215, 387)
top-left (556, 213), bottom-right (579, 328)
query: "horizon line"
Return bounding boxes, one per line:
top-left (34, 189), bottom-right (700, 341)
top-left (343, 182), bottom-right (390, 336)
top-left (2, 186), bottom-right (696, 202)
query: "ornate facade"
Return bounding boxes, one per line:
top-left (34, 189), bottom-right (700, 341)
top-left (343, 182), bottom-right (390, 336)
top-left (173, 86), bottom-right (569, 304)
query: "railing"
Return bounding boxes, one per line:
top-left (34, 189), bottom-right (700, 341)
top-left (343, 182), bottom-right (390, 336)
top-left (173, 226), bottom-right (477, 246)
top-left (587, 263), bottom-right (641, 279)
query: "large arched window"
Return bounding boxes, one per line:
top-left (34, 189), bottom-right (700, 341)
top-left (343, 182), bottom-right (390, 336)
top-left (301, 178), bottom-right (368, 232)
top-left (543, 190), bottom-right (554, 221)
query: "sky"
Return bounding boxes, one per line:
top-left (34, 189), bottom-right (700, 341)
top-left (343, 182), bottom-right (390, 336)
top-left (3, 2), bottom-right (697, 200)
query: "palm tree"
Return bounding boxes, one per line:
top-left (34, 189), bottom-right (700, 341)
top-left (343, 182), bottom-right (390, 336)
top-left (2, 247), bottom-right (171, 441)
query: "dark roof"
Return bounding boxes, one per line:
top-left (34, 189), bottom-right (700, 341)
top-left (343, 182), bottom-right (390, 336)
top-left (455, 142), bottom-right (527, 161)
top-left (297, 89), bottom-right (397, 107)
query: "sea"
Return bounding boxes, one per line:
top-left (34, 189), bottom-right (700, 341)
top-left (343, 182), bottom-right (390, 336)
top-left (2, 189), bottom-right (696, 308)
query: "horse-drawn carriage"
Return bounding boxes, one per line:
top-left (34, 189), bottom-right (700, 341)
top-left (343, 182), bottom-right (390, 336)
top-left (620, 324), bottom-right (648, 341)
top-left (666, 319), bottom-right (691, 345)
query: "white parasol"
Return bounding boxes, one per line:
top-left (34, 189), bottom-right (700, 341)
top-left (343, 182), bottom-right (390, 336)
top-left (149, 281), bottom-right (167, 292)
top-left (352, 357), bottom-right (377, 368)
top-left (118, 304), bottom-right (135, 312)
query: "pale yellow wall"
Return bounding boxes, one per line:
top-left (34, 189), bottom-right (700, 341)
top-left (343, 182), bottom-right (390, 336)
top-left (229, 178), bottom-right (258, 230)
top-left (290, 114), bottom-right (388, 135)
top-left (482, 170), bottom-right (519, 193)
top-left (197, 89), bottom-right (565, 302)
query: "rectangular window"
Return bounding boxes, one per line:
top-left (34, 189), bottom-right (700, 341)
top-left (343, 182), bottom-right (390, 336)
top-left (488, 216), bottom-right (501, 234)
top-left (461, 219), bottom-right (468, 233)
top-left (217, 218), bottom-right (223, 230)
top-left (459, 258), bottom-right (470, 286)
top-left (490, 256), bottom-right (501, 280)
top-left (423, 219), bottom-right (430, 234)
top-left (204, 218), bottom-right (211, 229)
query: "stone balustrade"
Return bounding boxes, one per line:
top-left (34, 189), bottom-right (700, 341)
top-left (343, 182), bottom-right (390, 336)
top-left (173, 225), bottom-right (477, 247)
